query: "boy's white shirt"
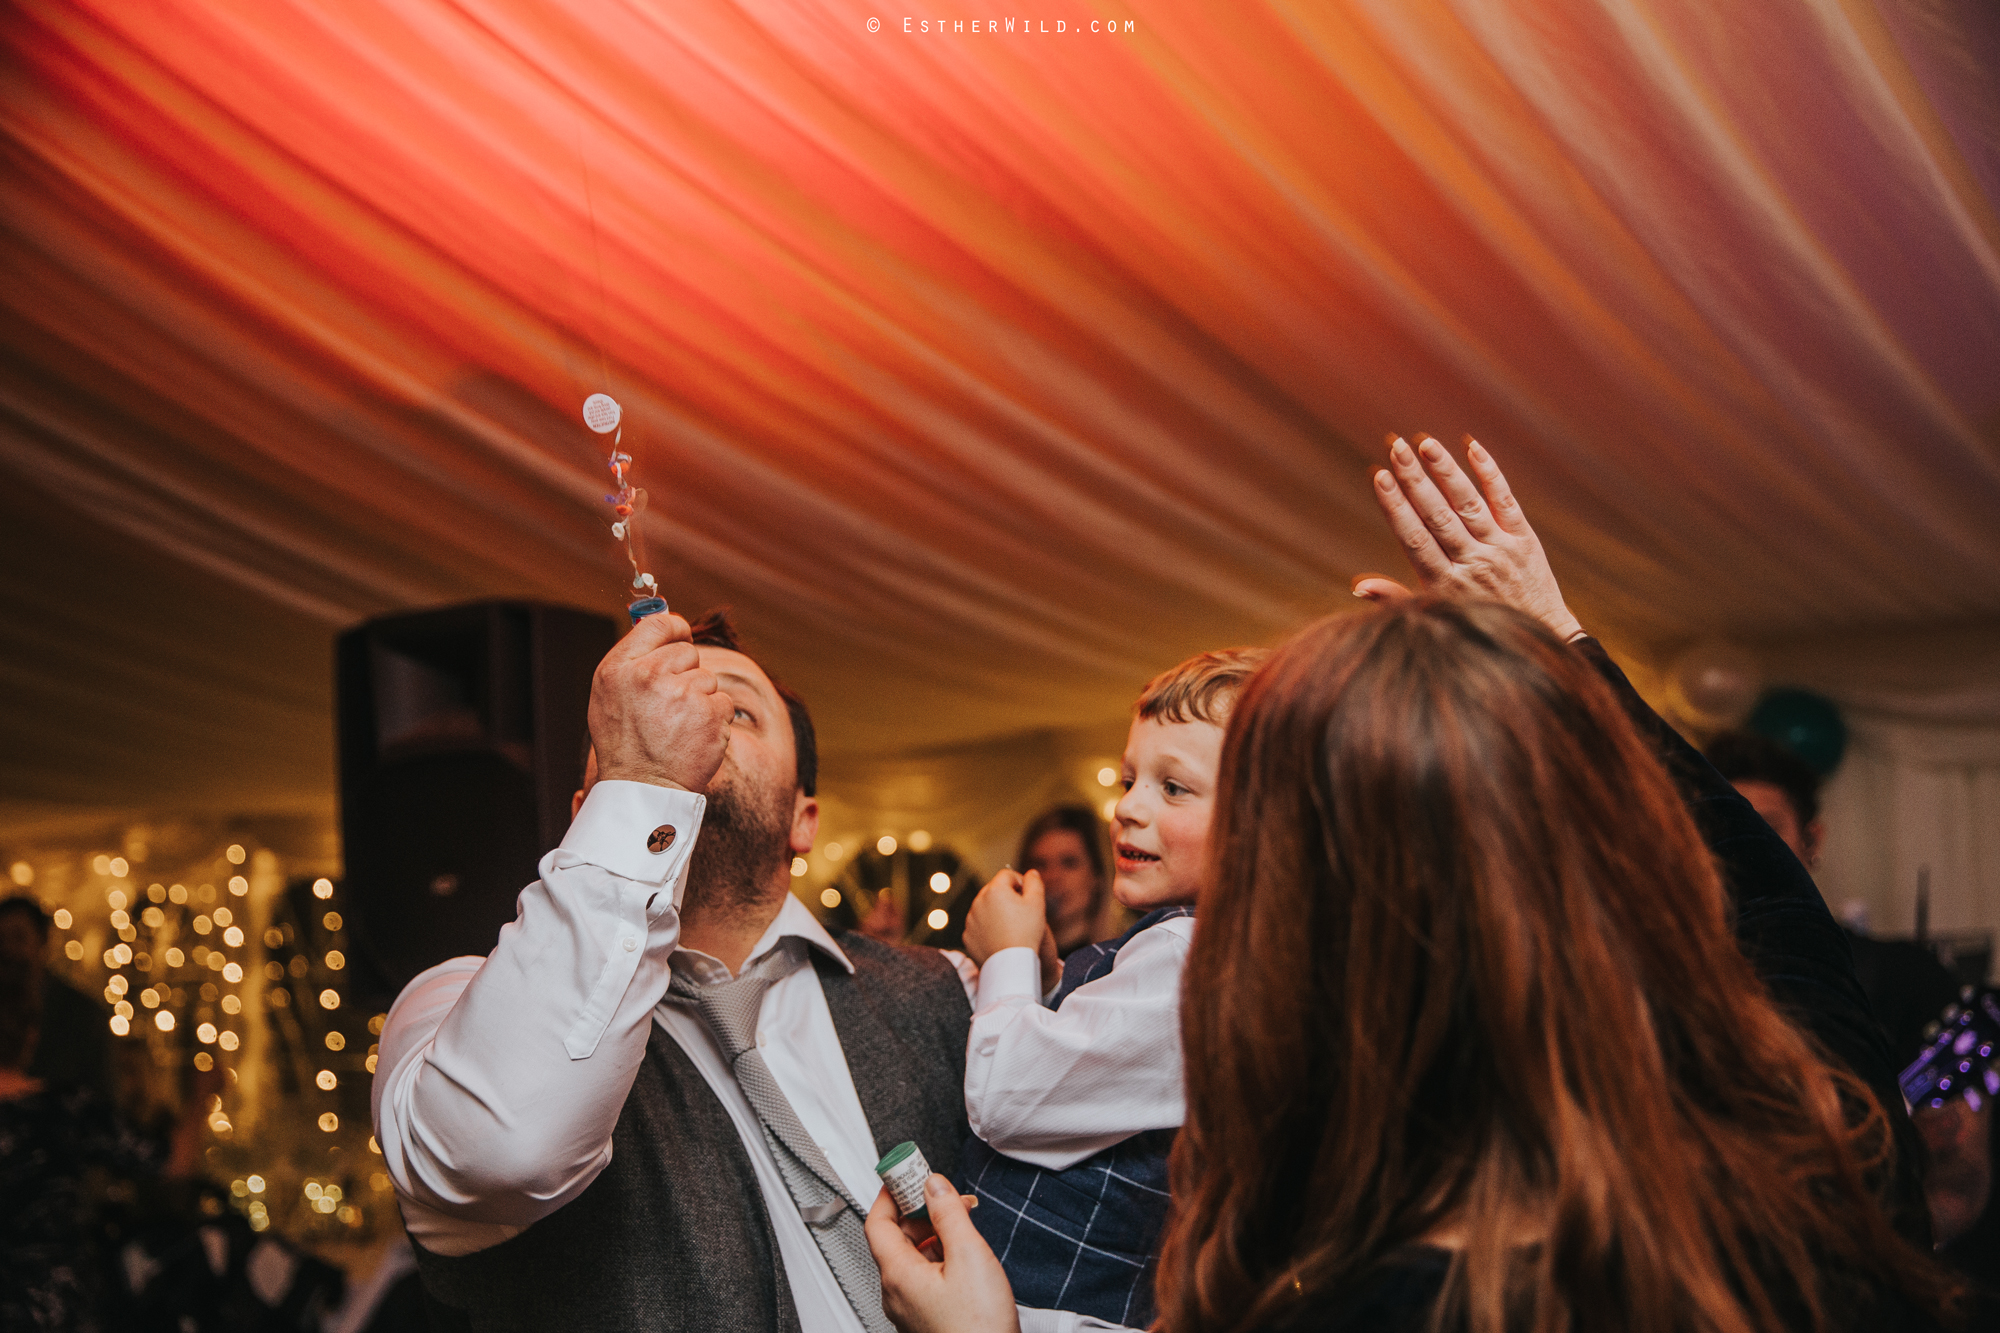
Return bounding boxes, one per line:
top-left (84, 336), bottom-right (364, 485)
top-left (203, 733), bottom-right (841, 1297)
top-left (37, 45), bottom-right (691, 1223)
top-left (963, 915), bottom-right (1195, 1170)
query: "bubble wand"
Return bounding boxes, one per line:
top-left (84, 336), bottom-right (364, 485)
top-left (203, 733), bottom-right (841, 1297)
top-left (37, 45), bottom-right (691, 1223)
top-left (582, 392), bottom-right (665, 623)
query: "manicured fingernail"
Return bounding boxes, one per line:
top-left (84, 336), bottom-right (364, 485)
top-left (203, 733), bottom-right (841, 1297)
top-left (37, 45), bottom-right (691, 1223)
top-left (1390, 440), bottom-right (1414, 464)
top-left (1382, 431), bottom-right (1402, 447)
top-left (1375, 469), bottom-right (1396, 491)
top-left (926, 1173), bottom-right (951, 1198)
top-left (1352, 587), bottom-right (1370, 599)
top-left (1418, 438), bottom-right (1444, 460)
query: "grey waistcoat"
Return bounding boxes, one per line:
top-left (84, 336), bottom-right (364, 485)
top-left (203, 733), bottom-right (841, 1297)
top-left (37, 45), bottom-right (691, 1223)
top-left (413, 933), bottom-right (973, 1333)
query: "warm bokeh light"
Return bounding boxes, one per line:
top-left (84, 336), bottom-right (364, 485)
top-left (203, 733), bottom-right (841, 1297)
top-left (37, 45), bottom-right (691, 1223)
top-left (876, 835), bottom-right (897, 856)
top-left (110, 1015), bottom-right (129, 1036)
top-left (51, 907), bottom-right (70, 929)
top-left (193, 1052), bottom-right (213, 1071)
top-left (1098, 767), bottom-right (1119, 787)
top-left (790, 857), bottom-right (808, 877)
top-left (312, 878), bottom-right (334, 899)
top-left (7, 862), bottom-right (30, 886)
top-left (228, 876), bottom-right (249, 896)
top-left (820, 888), bottom-right (842, 909)
top-left (322, 913), bottom-right (341, 931)
top-left (108, 857), bottom-right (129, 878)
top-left (92, 855), bottom-right (110, 875)
top-left (168, 884), bottom-right (188, 904)
top-left (929, 872), bottom-right (951, 893)
top-left (320, 989), bottom-right (340, 1010)
top-left (155, 1010), bottom-right (175, 1032)
top-left (226, 844), bottom-right (246, 865)
top-left (222, 995), bottom-right (241, 1014)
top-left (197, 1023), bottom-right (217, 1044)
top-left (166, 948), bottom-right (185, 967)
top-left (1102, 798), bottom-right (1118, 821)
top-left (908, 830), bottom-right (933, 852)
top-left (65, 941), bottom-right (83, 961)
top-left (325, 951), bottom-right (345, 971)
top-left (222, 962), bottom-right (243, 982)
top-left (319, 1113), bottom-right (340, 1132)
top-left (927, 908), bottom-right (950, 930)
top-left (316, 1070), bottom-right (338, 1091)
top-left (223, 926), bottom-right (245, 947)
top-left (219, 1031), bottom-right (240, 1051)
top-left (824, 843), bottom-right (844, 862)
top-left (326, 1031), bottom-right (345, 1051)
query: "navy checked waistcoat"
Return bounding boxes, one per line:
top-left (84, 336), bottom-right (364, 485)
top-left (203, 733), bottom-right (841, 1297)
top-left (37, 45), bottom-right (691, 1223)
top-left (963, 906), bottom-right (1194, 1328)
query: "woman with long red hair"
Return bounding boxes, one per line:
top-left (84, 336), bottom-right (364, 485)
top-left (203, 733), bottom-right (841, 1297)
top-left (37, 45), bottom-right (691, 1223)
top-left (1154, 592), bottom-right (1951, 1332)
top-left (867, 438), bottom-right (1957, 1333)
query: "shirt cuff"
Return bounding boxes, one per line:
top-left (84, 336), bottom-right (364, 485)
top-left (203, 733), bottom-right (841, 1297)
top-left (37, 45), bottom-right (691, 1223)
top-left (559, 779), bottom-right (707, 889)
top-left (975, 946), bottom-right (1043, 1011)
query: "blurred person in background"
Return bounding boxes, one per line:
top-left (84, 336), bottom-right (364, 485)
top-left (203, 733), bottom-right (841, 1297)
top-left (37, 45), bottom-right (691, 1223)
top-left (1014, 805), bottom-right (1120, 958)
top-left (0, 895), bottom-right (111, 1098)
top-left (0, 920), bottom-right (161, 1331)
top-left (1704, 732), bottom-right (1958, 1067)
top-left (1704, 731), bottom-right (1996, 1292)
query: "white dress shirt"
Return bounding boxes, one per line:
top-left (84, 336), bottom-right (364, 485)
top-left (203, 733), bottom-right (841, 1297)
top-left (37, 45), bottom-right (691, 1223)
top-left (372, 779), bottom-right (921, 1333)
top-left (964, 915), bottom-right (1195, 1169)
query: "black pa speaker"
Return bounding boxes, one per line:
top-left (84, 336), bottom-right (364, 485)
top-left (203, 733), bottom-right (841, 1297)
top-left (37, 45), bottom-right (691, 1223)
top-left (337, 601), bottom-right (617, 995)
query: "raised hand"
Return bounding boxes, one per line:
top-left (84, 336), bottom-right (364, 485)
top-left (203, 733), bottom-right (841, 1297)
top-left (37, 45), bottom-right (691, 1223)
top-left (587, 612), bottom-right (734, 792)
top-left (1353, 434), bottom-right (1583, 643)
top-left (961, 869), bottom-right (1049, 969)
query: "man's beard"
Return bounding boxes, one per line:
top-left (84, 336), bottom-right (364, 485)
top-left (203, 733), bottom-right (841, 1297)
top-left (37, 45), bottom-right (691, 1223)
top-left (683, 761), bottom-right (793, 921)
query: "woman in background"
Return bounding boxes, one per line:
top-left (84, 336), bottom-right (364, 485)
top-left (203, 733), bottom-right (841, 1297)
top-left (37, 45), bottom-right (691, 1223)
top-left (1016, 804), bottom-right (1119, 957)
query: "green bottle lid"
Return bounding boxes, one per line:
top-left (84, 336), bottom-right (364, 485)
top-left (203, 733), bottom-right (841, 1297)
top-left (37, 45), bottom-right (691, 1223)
top-left (875, 1140), bottom-right (919, 1175)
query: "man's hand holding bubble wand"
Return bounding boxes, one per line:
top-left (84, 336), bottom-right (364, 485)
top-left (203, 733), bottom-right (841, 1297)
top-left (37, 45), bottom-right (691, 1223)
top-left (582, 391), bottom-right (666, 624)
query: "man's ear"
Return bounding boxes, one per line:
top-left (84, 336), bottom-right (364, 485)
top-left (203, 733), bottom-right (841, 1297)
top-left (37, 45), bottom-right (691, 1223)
top-left (789, 793), bottom-right (820, 857)
top-left (1803, 818), bottom-right (1825, 871)
top-left (571, 747), bottom-right (599, 823)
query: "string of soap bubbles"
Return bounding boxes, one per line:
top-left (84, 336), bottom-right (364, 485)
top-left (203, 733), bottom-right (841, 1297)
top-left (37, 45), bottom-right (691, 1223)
top-left (584, 393), bottom-right (666, 624)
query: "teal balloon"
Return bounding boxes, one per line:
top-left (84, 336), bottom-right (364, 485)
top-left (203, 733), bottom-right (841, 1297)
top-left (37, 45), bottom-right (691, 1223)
top-left (1748, 689), bottom-right (1847, 776)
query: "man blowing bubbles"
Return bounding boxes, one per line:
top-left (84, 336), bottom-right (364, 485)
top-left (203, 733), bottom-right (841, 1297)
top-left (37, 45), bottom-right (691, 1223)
top-left (373, 609), bottom-right (974, 1333)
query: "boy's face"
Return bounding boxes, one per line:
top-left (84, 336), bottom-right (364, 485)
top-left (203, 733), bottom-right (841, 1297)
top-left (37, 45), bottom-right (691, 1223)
top-left (1112, 714), bottom-right (1224, 910)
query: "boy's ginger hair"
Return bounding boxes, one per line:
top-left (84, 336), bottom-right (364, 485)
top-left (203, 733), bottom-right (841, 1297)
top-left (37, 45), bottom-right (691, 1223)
top-left (1135, 647), bottom-right (1269, 727)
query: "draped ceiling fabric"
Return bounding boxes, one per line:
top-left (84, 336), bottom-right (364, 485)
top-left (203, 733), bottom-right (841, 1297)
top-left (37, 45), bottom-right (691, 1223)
top-left (2, 3), bottom-right (1998, 926)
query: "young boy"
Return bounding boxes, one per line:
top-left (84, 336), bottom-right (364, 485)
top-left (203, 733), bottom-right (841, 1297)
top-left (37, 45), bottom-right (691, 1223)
top-left (957, 647), bottom-right (1266, 1331)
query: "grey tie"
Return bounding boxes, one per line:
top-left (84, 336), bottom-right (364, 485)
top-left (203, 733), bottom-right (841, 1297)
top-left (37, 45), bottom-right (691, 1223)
top-left (667, 945), bottom-right (891, 1333)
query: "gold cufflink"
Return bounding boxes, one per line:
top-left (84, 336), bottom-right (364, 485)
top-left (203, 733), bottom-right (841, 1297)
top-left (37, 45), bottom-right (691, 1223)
top-left (647, 825), bottom-right (677, 854)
